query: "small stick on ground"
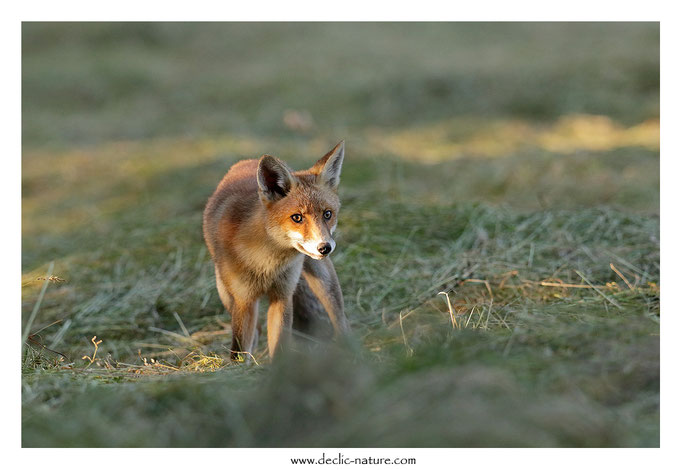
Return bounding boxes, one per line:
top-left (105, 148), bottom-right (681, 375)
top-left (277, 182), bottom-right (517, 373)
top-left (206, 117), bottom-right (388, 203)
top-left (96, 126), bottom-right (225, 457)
top-left (399, 311), bottom-right (413, 357)
top-left (610, 263), bottom-right (634, 290)
top-left (228, 350), bottom-right (260, 366)
top-left (82, 336), bottom-right (103, 368)
top-left (539, 280), bottom-right (593, 289)
top-left (438, 291), bottom-right (459, 329)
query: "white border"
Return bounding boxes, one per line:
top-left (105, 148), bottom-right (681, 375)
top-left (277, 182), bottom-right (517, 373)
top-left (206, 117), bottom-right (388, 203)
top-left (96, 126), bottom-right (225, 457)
top-left (2, 0), bottom-right (666, 21)
top-left (7, 1), bottom-right (678, 468)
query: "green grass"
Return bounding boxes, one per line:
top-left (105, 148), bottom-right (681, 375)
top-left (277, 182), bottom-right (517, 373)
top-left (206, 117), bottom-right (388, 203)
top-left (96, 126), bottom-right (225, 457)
top-left (22, 22), bottom-right (659, 447)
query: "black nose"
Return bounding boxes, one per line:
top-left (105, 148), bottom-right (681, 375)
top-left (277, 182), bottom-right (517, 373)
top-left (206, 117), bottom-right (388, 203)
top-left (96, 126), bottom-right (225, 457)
top-left (318, 243), bottom-right (332, 255)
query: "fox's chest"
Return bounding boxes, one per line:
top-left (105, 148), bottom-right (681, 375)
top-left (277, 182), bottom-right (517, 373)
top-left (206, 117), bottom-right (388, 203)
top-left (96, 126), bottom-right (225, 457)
top-left (235, 244), bottom-right (304, 295)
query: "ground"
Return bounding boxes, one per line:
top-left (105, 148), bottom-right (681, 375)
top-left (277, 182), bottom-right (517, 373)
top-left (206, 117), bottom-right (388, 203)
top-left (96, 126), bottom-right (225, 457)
top-left (21, 23), bottom-right (659, 447)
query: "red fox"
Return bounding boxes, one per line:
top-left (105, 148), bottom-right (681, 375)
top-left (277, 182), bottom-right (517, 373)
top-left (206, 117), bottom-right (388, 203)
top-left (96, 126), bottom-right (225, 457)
top-left (203, 141), bottom-right (349, 360)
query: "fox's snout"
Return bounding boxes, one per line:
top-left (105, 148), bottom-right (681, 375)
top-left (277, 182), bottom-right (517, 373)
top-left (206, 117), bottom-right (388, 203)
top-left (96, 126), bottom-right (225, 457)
top-left (295, 236), bottom-right (335, 259)
top-left (314, 238), bottom-right (336, 257)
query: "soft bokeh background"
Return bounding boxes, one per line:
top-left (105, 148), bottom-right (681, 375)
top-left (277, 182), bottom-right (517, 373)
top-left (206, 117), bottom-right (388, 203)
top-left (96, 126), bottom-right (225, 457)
top-left (22, 23), bottom-right (659, 447)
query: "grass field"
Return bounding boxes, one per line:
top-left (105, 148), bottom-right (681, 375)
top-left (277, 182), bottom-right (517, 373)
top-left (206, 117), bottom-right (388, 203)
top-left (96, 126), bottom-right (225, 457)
top-left (21, 23), bottom-right (659, 447)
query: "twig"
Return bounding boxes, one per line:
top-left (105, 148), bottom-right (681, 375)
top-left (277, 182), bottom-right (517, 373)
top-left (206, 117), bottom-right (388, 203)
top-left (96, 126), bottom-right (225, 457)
top-left (26, 334), bottom-right (70, 362)
top-left (399, 311), bottom-right (413, 357)
top-left (539, 281), bottom-right (594, 289)
top-left (610, 263), bottom-right (634, 290)
top-left (228, 350), bottom-right (260, 366)
top-left (437, 291), bottom-right (458, 329)
top-left (82, 336), bottom-right (103, 368)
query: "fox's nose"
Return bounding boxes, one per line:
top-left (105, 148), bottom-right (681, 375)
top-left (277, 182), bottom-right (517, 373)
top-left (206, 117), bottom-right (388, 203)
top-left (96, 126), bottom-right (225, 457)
top-left (318, 242), bottom-right (332, 256)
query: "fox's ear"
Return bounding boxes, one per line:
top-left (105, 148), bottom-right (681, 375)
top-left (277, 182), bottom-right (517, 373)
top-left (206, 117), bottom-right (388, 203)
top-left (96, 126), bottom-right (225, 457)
top-left (313, 140), bottom-right (344, 190)
top-left (257, 155), bottom-right (294, 202)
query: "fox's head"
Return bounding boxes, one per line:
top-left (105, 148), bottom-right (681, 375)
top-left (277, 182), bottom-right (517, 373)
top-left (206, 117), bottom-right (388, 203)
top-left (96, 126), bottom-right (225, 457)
top-left (257, 141), bottom-right (345, 260)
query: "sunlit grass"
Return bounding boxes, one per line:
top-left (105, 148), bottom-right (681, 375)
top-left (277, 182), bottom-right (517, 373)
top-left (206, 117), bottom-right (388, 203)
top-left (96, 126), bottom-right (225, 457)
top-left (369, 114), bottom-right (659, 162)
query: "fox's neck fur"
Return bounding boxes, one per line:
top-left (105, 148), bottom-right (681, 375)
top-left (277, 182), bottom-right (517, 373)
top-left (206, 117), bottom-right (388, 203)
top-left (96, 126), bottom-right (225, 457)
top-left (233, 207), bottom-right (302, 278)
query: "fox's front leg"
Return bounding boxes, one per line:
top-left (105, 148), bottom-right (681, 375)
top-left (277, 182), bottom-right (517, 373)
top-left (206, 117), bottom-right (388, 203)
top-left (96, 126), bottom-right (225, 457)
top-left (302, 257), bottom-right (349, 335)
top-left (266, 295), bottom-right (293, 358)
top-left (230, 299), bottom-right (259, 361)
top-left (267, 260), bottom-right (303, 358)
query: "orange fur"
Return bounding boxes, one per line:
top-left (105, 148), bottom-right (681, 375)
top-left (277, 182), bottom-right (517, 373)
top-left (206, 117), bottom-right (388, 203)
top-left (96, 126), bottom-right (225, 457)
top-left (203, 141), bottom-right (349, 360)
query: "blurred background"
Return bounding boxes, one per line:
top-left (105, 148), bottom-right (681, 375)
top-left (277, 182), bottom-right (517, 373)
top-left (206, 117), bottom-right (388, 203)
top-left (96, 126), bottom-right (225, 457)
top-left (22, 23), bottom-right (659, 447)
top-left (23, 23), bottom-right (659, 145)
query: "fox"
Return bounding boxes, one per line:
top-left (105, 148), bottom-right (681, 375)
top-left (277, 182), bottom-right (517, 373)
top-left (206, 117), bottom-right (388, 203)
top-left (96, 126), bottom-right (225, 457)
top-left (203, 141), bottom-right (350, 361)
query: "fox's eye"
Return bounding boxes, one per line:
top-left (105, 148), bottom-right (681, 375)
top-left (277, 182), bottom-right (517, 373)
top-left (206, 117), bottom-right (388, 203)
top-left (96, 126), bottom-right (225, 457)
top-left (291, 213), bottom-right (303, 223)
top-left (323, 210), bottom-right (332, 220)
